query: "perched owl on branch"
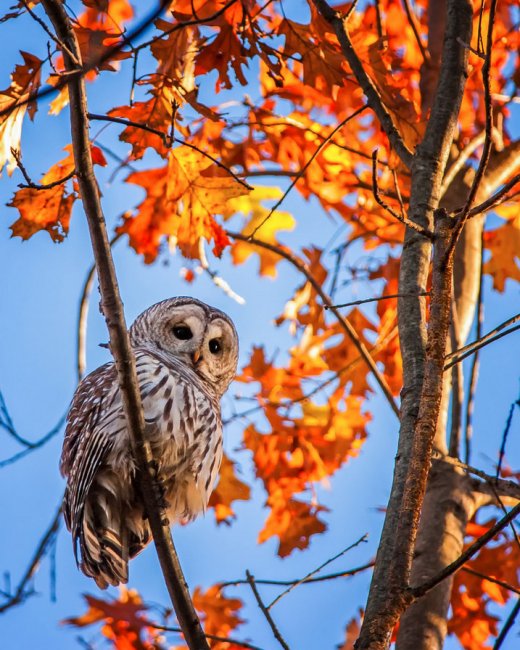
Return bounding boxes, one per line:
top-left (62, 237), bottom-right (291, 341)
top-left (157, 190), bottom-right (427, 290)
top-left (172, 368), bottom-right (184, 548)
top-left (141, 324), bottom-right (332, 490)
top-left (61, 297), bottom-right (238, 588)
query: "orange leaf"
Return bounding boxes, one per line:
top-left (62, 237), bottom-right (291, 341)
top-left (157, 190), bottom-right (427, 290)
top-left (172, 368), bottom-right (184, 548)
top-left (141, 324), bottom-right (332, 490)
top-left (483, 222), bottom-right (520, 292)
top-left (193, 585), bottom-right (244, 641)
top-left (258, 492), bottom-right (328, 557)
top-left (0, 51), bottom-right (42, 175)
top-left (120, 146), bottom-right (249, 262)
top-left (208, 453), bottom-right (251, 524)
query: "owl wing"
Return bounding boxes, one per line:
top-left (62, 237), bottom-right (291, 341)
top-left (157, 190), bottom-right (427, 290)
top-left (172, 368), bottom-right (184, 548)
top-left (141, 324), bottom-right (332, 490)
top-left (61, 362), bottom-right (120, 552)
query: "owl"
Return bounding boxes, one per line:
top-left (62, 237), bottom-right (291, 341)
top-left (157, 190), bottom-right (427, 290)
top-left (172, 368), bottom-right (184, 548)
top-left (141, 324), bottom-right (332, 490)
top-left (61, 297), bottom-right (238, 588)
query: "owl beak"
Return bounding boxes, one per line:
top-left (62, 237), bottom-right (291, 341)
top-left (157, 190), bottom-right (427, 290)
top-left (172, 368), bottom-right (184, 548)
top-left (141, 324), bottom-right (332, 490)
top-left (192, 349), bottom-right (202, 364)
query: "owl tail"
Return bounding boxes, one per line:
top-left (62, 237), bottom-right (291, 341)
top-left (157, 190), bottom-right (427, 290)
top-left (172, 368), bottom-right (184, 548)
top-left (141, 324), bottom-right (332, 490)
top-left (80, 489), bottom-right (129, 589)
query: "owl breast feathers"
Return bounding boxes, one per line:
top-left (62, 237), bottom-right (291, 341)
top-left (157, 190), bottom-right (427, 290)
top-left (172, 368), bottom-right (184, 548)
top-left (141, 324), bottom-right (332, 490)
top-left (61, 297), bottom-right (238, 588)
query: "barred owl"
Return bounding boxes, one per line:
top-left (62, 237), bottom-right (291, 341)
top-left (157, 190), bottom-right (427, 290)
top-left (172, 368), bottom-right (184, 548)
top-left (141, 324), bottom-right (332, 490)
top-left (61, 297), bottom-right (238, 588)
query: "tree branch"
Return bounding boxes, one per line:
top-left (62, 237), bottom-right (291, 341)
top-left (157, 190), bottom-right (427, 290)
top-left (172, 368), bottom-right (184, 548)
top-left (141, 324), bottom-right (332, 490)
top-left (225, 231), bottom-right (400, 417)
top-left (246, 571), bottom-right (290, 650)
top-left (444, 313), bottom-right (520, 370)
top-left (40, 2), bottom-right (208, 648)
top-left (411, 500), bottom-right (520, 599)
top-left (311, 0), bottom-right (414, 168)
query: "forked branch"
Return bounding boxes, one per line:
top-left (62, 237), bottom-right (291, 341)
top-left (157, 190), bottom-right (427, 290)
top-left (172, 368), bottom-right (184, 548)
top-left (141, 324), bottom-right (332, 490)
top-left (40, 2), bottom-right (209, 648)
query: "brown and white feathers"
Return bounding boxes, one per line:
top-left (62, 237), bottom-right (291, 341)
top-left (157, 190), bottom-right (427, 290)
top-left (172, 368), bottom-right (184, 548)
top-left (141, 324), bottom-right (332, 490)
top-left (61, 297), bottom-right (238, 588)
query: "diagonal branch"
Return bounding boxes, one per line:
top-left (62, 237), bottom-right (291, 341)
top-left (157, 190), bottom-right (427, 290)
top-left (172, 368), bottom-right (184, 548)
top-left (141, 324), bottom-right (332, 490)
top-left (444, 313), bottom-right (520, 370)
top-left (246, 571), bottom-right (290, 650)
top-left (40, 2), bottom-right (209, 648)
top-left (225, 231), bottom-right (400, 417)
top-left (248, 106), bottom-right (368, 238)
top-left (411, 500), bottom-right (520, 599)
top-left (311, 0), bottom-right (414, 168)
top-left (371, 150), bottom-right (434, 239)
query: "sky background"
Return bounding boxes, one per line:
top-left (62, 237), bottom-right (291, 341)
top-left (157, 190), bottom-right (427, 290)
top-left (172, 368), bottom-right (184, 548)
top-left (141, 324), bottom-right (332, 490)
top-left (0, 2), bottom-right (519, 649)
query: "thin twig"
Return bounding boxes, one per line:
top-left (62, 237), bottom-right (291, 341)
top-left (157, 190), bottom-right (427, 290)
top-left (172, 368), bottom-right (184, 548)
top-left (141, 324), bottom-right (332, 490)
top-left (460, 173), bottom-right (520, 219)
top-left (246, 571), bottom-right (290, 650)
top-left (464, 232), bottom-right (484, 464)
top-left (12, 149), bottom-right (76, 190)
top-left (440, 132), bottom-right (486, 197)
top-left (226, 231), bottom-right (400, 417)
top-left (77, 234), bottom-right (122, 382)
top-left (497, 390), bottom-right (520, 478)
top-left (311, 0), bottom-right (414, 167)
top-left (445, 314), bottom-right (520, 370)
top-left (401, 0), bottom-right (429, 64)
top-left (219, 560), bottom-right (375, 588)
top-left (248, 107), bottom-right (367, 239)
top-left (432, 451), bottom-right (520, 502)
top-left (371, 150), bottom-right (434, 239)
top-left (21, 0), bottom-right (80, 64)
top-left (41, 3), bottom-right (209, 648)
top-left (411, 501), bottom-right (520, 599)
top-left (0, 503), bottom-right (61, 614)
top-left (326, 292), bottom-right (430, 309)
top-left (197, 240), bottom-right (245, 305)
top-left (462, 567), bottom-right (520, 597)
top-left (87, 112), bottom-right (252, 190)
top-left (151, 624), bottom-right (265, 650)
top-left (267, 534), bottom-right (368, 609)
top-left (494, 598), bottom-right (520, 650)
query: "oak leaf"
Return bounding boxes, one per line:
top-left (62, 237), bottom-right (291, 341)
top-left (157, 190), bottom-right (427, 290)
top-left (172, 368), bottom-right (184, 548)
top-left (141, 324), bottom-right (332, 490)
top-left (0, 51), bottom-right (42, 175)
top-left (193, 585), bottom-right (244, 643)
top-left (483, 222), bottom-right (520, 292)
top-left (120, 146), bottom-right (249, 262)
top-left (208, 453), bottom-right (251, 524)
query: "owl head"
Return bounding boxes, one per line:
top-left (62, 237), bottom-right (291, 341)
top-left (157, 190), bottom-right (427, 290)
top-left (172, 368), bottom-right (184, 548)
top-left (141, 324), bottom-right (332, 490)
top-left (129, 297), bottom-right (239, 396)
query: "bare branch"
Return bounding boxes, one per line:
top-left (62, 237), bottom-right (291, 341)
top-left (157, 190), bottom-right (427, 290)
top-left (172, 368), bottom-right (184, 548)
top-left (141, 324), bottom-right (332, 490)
top-left (0, 503), bottom-right (61, 614)
top-left (494, 598), bottom-right (520, 650)
top-left (411, 501), bottom-right (520, 599)
top-left (41, 2), bottom-right (208, 647)
top-left (327, 292), bottom-right (429, 309)
top-left (219, 560), bottom-right (375, 589)
top-left (460, 173), bottom-right (520, 219)
top-left (445, 313), bottom-right (520, 370)
top-left (432, 451), bottom-right (520, 501)
top-left (371, 150), bottom-right (434, 239)
top-left (246, 571), bottom-right (290, 650)
top-left (248, 107), bottom-right (368, 238)
top-left (12, 148), bottom-right (76, 190)
top-left (497, 391), bottom-right (520, 478)
top-left (226, 230), bottom-right (400, 417)
top-left (401, 0), bottom-right (429, 64)
top-left (267, 535), bottom-right (368, 609)
top-left (21, 0), bottom-right (80, 64)
top-left (311, 0), bottom-right (414, 167)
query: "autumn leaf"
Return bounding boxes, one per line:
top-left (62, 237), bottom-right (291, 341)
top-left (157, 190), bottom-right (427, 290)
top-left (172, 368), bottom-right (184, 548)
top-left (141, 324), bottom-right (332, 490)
top-left (8, 144), bottom-right (106, 242)
top-left (0, 51), bottom-right (42, 175)
top-left (193, 585), bottom-right (244, 644)
top-left (63, 587), bottom-right (166, 650)
top-left (208, 453), bottom-right (251, 524)
top-left (120, 146), bottom-right (249, 261)
top-left (258, 491), bottom-right (328, 557)
top-left (483, 222), bottom-right (520, 292)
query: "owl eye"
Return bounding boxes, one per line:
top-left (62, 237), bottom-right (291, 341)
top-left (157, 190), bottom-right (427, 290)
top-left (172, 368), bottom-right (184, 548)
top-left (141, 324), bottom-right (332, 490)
top-left (209, 338), bottom-right (221, 354)
top-left (173, 325), bottom-right (193, 340)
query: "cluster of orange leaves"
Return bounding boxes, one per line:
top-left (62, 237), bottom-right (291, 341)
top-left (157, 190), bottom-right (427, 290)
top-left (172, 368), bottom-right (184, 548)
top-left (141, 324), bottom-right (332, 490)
top-left (3, 0), bottom-right (520, 646)
top-left (64, 585), bottom-right (245, 650)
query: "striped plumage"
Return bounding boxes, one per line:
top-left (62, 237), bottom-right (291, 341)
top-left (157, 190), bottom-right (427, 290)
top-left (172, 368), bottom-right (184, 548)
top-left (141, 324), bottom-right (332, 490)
top-left (61, 297), bottom-right (238, 588)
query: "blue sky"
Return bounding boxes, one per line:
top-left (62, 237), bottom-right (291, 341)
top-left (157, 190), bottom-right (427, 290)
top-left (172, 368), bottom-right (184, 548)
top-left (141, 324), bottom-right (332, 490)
top-left (1, 2), bottom-right (519, 649)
